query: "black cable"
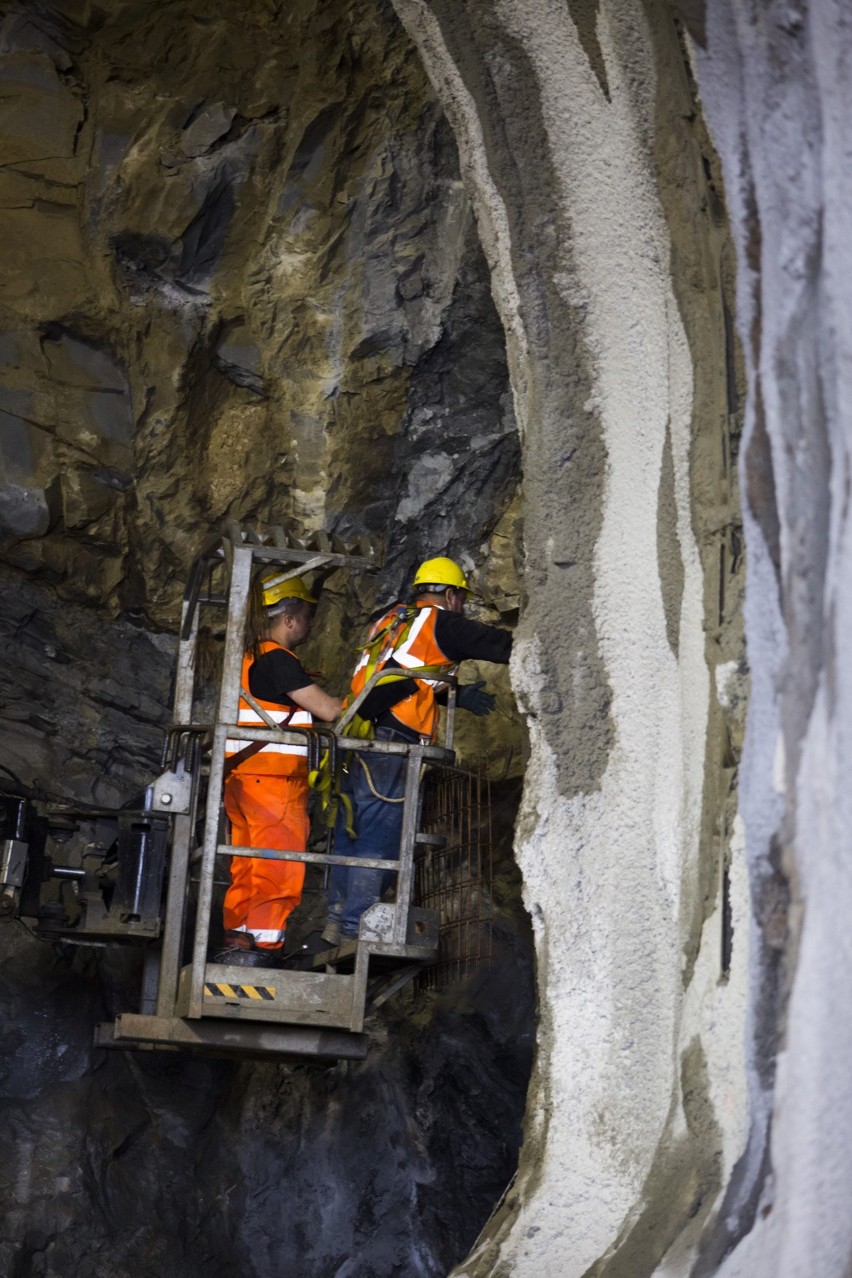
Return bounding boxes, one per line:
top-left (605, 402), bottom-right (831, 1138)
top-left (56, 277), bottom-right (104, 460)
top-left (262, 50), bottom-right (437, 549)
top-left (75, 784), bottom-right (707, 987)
top-left (0, 762), bottom-right (27, 790)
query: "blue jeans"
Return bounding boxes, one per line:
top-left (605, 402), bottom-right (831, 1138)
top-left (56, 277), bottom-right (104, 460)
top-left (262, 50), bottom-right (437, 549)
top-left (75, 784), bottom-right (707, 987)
top-left (327, 729), bottom-right (409, 938)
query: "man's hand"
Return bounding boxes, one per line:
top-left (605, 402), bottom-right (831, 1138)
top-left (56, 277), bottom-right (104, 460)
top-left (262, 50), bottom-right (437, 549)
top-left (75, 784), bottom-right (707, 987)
top-left (457, 680), bottom-right (495, 716)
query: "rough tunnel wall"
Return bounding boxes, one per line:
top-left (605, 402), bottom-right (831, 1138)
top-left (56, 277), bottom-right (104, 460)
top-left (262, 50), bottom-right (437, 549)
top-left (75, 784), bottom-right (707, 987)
top-left (0, 0), bottom-right (525, 793)
top-left (0, 0), bottom-right (524, 614)
top-left (687, 4), bottom-right (852, 1276)
top-left (0, 923), bottom-right (533, 1278)
top-left (0, 2), bottom-right (535, 1275)
top-left (391, 1), bottom-right (750, 1275)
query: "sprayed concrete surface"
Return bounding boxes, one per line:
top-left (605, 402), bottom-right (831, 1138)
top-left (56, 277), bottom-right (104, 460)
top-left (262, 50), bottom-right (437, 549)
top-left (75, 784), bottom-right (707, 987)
top-left (392, 1), bottom-right (750, 1274)
top-left (687, 3), bottom-right (852, 1276)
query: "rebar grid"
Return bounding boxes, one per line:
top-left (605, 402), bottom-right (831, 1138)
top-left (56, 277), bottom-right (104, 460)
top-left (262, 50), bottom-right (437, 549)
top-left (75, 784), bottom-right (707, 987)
top-left (415, 762), bottom-right (493, 989)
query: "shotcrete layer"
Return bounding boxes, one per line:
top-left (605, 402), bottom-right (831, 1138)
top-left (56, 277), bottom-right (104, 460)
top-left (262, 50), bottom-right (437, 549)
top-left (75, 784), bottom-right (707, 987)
top-left (688, 3), bottom-right (852, 1275)
top-left (392, 1), bottom-right (750, 1275)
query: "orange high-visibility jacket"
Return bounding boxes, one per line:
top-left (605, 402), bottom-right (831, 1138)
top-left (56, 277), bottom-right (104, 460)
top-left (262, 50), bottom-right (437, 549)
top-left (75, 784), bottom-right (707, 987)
top-left (224, 640), bottom-right (313, 777)
top-left (349, 605), bottom-right (457, 741)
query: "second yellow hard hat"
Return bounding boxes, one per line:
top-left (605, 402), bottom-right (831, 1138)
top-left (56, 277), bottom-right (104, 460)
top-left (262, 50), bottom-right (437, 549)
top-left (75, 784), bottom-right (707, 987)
top-left (260, 571), bottom-right (318, 608)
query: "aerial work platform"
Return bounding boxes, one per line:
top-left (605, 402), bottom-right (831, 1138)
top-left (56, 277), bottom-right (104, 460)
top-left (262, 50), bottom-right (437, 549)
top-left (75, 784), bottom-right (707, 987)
top-left (3, 522), bottom-right (469, 1064)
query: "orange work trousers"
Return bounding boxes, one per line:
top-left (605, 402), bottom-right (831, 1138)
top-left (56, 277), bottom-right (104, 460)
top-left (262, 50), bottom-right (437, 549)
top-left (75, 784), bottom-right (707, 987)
top-left (223, 771), bottom-right (309, 949)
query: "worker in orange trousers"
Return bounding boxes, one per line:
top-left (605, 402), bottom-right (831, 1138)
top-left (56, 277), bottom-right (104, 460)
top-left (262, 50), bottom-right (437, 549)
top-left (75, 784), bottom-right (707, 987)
top-left (218, 571), bottom-right (341, 967)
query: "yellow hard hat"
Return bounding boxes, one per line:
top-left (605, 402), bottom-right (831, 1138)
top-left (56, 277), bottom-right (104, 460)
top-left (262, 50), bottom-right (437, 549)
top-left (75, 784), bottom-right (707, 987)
top-left (412, 556), bottom-right (471, 592)
top-left (260, 570), bottom-right (317, 608)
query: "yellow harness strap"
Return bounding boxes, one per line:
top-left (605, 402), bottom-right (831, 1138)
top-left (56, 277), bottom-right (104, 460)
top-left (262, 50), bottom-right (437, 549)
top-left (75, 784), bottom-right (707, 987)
top-left (308, 663), bottom-right (447, 835)
top-left (309, 607), bottom-right (448, 835)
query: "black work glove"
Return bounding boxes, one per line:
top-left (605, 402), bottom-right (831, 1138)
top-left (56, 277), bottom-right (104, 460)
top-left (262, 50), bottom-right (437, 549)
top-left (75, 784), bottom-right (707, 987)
top-left (457, 679), bottom-right (496, 717)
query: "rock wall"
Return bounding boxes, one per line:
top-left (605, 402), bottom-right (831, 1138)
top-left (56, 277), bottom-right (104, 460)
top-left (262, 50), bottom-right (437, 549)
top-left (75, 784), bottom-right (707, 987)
top-left (0, 0), bottom-right (522, 613)
top-left (0, 3), bottom-right (533, 1276)
top-left (0, 872), bottom-right (534, 1278)
top-left (0, 0), bottom-right (524, 794)
top-left (5, 0), bottom-right (848, 1275)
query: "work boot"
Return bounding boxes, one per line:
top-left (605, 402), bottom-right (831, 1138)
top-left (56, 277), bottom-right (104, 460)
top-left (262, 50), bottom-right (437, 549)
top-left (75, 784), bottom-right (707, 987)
top-left (218, 929), bottom-right (256, 952)
top-left (212, 931), bottom-right (284, 969)
top-left (214, 946), bottom-right (283, 969)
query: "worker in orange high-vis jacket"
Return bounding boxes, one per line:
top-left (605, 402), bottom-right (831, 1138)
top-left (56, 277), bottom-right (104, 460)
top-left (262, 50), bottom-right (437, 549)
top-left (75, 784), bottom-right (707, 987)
top-left (323, 556), bottom-right (512, 945)
top-left (217, 571), bottom-right (342, 968)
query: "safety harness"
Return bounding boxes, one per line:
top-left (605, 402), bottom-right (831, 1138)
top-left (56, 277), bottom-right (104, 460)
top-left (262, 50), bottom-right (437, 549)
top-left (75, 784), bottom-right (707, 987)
top-left (223, 697), bottom-right (296, 778)
top-left (308, 606), bottom-right (449, 835)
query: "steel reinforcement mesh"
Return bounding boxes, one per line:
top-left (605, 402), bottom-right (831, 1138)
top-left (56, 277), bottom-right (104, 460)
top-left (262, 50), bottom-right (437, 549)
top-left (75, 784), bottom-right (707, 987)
top-left (415, 763), bottom-right (493, 989)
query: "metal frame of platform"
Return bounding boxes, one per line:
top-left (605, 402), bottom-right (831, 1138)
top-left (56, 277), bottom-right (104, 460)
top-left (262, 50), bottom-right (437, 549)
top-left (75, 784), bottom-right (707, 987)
top-left (95, 1013), bottom-right (369, 1063)
top-left (92, 522), bottom-right (455, 1062)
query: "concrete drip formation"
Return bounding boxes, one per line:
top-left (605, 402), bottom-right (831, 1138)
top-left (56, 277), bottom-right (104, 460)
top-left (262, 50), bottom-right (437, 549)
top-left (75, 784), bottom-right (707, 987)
top-left (390, 1), bottom-right (852, 1276)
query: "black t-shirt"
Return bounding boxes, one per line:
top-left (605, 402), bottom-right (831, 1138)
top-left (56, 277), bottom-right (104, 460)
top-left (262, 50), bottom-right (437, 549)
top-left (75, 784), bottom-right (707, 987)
top-left (360, 606), bottom-right (512, 730)
top-left (431, 609), bottom-right (512, 665)
top-left (247, 647), bottom-right (311, 706)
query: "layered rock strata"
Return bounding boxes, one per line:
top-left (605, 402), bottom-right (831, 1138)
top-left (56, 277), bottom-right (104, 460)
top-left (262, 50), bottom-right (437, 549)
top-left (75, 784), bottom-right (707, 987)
top-left (0, 3), bottom-right (530, 1276)
top-left (0, 0), bottom-right (524, 793)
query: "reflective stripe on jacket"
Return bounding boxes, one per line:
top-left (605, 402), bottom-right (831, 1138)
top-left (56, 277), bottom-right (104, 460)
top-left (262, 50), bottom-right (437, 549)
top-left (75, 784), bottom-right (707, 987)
top-left (350, 605), bottom-right (457, 741)
top-left (225, 640), bottom-right (313, 776)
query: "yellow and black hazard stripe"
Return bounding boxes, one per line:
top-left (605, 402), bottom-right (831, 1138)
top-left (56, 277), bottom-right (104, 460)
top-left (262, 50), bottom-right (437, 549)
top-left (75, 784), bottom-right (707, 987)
top-left (204, 982), bottom-right (276, 1001)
